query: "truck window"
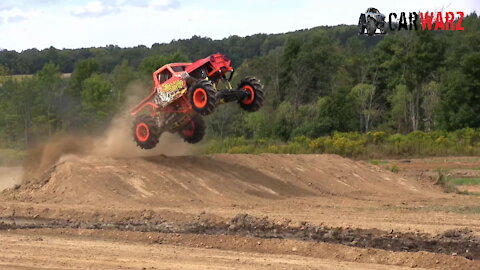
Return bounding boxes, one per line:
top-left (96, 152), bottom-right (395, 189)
top-left (159, 70), bottom-right (172, 83)
top-left (172, 66), bottom-right (186, 72)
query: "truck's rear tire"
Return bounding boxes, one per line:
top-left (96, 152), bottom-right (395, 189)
top-left (132, 115), bottom-right (161, 149)
top-left (188, 80), bottom-right (216, 116)
top-left (367, 18), bottom-right (376, 36)
top-left (179, 115), bottom-right (205, 144)
top-left (379, 22), bottom-right (386, 34)
top-left (238, 77), bottom-right (264, 112)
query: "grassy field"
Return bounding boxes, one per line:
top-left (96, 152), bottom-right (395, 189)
top-left (366, 156), bottom-right (480, 197)
top-left (449, 178), bottom-right (480, 186)
top-left (436, 173), bottom-right (480, 195)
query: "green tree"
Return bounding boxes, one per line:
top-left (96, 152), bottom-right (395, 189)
top-left (389, 84), bottom-right (410, 133)
top-left (34, 63), bottom-right (64, 135)
top-left (70, 58), bottom-right (99, 96)
top-left (110, 60), bottom-right (137, 107)
top-left (9, 78), bottom-right (36, 146)
top-left (0, 64), bottom-right (8, 77)
top-left (0, 79), bottom-right (24, 146)
top-left (81, 74), bottom-right (113, 125)
top-left (440, 53), bottom-right (480, 130)
top-left (350, 83), bottom-right (376, 132)
top-left (272, 101), bottom-right (295, 140)
top-left (422, 81), bottom-right (440, 131)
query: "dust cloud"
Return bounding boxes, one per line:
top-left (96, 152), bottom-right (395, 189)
top-left (0, 167), bottom-right (24, 191)
top-left (11, 81), bottom-right (201, 185)
top-left (93, 80), bottom-right (198, 158)
top-left (92, 112), bottom-right (194, 158)
top-left (22, 135), bottom-right (93, 180)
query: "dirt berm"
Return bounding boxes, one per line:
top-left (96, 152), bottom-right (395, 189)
top-left (5, 153), bottom-right (480, 269)
top-left (3, 153), bottom-right (441, 207)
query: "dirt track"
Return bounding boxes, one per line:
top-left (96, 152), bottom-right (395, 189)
top-left (1, 153), bottom-right (480, 269)
top-left (0, 231), bottom-right (437, 270)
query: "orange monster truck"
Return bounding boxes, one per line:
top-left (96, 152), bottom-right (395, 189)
top-left (130, 53), bottom-right (264, 149)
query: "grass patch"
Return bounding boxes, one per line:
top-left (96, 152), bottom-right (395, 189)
top-left (457, 190), bottom-right (480, 196)
top-left (434, 170), bottom-right (480, 196)
top-left (414, 158), bottom-right (480, 163)
top-left (389, 165), bottom-right (400, 173)
top-left (450, 177), bottom-right (480, 196)
top-left (450, 178), bottom-right (480, 186)
top-left (389, 205), bottom-right (480, 214)
top-left (446, 205), bottom-right (480, 214)
top-left (369, 160), bottom-right (388, 165)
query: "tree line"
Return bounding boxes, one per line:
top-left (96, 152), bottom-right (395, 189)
top-left (0, 13), bottom-right (478, 149)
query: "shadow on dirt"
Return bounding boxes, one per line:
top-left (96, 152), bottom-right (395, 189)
top-left (142, 155), bottom-right (316, 198)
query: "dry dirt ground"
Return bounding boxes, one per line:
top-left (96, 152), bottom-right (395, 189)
top-left (1, 152), bottom-right (480, 269)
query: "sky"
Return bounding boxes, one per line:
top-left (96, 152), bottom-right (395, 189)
top-left (0, 0), bottom-right (478, 52)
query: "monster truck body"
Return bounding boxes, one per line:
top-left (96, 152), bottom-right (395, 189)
top-left (358, 7), bottom-right (386, 35)
top-left (130, 53), bottom-right (264, 149)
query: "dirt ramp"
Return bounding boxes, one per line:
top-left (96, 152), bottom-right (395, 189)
top-left (208, 154), bottom-right (427, 198)
top-left (3, 154), bottom-right (440, 206)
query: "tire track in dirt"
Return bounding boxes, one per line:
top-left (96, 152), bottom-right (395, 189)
top-left (1, 214), bottom-right (479, 261)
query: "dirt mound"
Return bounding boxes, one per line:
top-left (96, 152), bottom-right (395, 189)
top-left (3, 154), bottom-right (440, 206)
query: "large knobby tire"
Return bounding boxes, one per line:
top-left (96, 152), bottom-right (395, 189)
top-left (358, 16), bottom-right (365, 34)
top-left (367, 17), bottom-right (376, 36)
top-left (188, 80), bottom-right (216, 115)
top-left (132, 115), bottom-right (161, 149)
top-left (379, 22), bottom-right (386, 34)
top-left (179, 115), bottom-right (205, 144)
top-left (238, 77), bottom-right (264, 112)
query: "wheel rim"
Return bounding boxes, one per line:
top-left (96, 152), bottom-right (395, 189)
top-left (182, 120), bottom-right (195, 137)
top-left (136, 123), bottom-right (150, 142)
top-left (242, 85), bottom-right (255, 105)
top-left (193, 88), bottom-right (208, 108)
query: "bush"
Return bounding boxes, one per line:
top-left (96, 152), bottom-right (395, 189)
top-left (389, 165), bottom-right (400, 173)
top-left (205, 128), bottom-right (480, 158)
top-left (435, 169), bottom-right (459, 193)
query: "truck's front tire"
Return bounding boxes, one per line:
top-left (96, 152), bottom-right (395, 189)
top-left (188, 80), bottom-right (216, 116)
top-left (238, 77), bottom-right (264, 112)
